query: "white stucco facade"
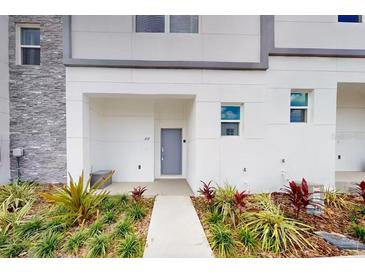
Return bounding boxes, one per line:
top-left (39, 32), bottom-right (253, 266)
top-left (65, 15), bottom-right (365, 193)
top-left (0, 16), bottom-right (10, 183)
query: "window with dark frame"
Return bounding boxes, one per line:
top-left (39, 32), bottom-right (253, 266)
top-left (290, 92), bottom-right (309, 123)
top-left (135, 15), bottom-right (198, 33)
top-left (221, 105), bottom-right (241, 136)
top-left (20, 27), bottom-right (40, 65)
top-left (338, 15), bottom-right (362, 23)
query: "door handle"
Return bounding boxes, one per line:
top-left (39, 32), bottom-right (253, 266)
top-left (161, 147), bottom-right (164, 153)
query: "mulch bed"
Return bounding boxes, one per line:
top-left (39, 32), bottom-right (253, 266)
top-left (192, 193), bottom-right (365, 258)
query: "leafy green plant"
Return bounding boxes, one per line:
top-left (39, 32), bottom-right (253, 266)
top-left (127, 202), bottom-right (146, 221)
top-left (210, 223), bottom-right (237, 257)
top-left (238, 227), bottom-right (258, 254)
top-left (352, 224), bottom-right (365, 242)
top-left (213, 184), bottom-right (237, 225)
top-left (324, 188), bottom-right (349, 209)
top-left (119, 194), bottom-right (130, 207)
top-left (117, 233), bottom-right (142, 258)
top-left (114, 218), bottom-right (133, 238)
top-left (0, 240), bottom-right (29, 258)
top-left (0, 181), bottom-right (37, 210)
top-left (102, 210), bottom-right (116, 224)
top-left (15, 217), bottom-right (44, 238)
top-left (243, 204), bottom-right (312, 254)
top-left (100, 196), bottom-right (118, 212)
top-left (0, 198), bottom-right (33, 233)
top-left (88, 234), bottom-right (110, 258)
top-left (40, 171), bottom-right (114, 225)
top-left (31, 231), bottom-right (61, 258)
top-left (88, 220), bottom-right (104, 236)
top-left (207, 210), bottom-right (223, 224)
top-left (64, 230), bottom-right (88, 254)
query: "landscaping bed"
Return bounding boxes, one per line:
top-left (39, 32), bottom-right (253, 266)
top-left (0, 178), bottom-right (154, 258)
top-left (192, 181), bottom-right (365, 258)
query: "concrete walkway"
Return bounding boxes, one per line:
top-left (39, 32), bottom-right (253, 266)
top-left (143, 196), bottom-right (213, 258)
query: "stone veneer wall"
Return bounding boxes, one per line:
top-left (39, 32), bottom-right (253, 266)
top-left (8, 16), bottom-right (66, 182)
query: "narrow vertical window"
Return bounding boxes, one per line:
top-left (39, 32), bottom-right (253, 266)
top-left (221, 105), bottom-right (241, 136)
top-left (19, 27), bottom-right (40, 65)
top-left (290, 91), bottom-right (309, 123)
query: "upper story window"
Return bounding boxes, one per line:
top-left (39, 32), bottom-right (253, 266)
top-left (290, 91), bottom-right (309, 123)
top-left (221, 104), bottom-right (241, 136)
top-left (338, 15), bottom-right (362, 23)
top-left (17, 25), bottom-right (40, 65)
top-left (136, 15), bottom-right (198, 33)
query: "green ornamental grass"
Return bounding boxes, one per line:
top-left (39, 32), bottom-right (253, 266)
top-left (127, 203), bottom-right (146, 221)
top-left (210, 223), bottom-right (237, 257)
top-left (88, 234), bottom-right (110, 258)
top-left (117, 233), bottom-right (142, 258)
top-left (31, 231), bottom-right (61, 258)
top-left (15, 217), bottom-right (44, 238)
top-left (114, 218), bottom-right (133, 238)
top-left (64, 230), bottom-right (88, 254)
top-left (0, 240), bottom-right (29, 258)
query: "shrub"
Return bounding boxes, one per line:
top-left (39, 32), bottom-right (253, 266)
top-left (0, 199), bottom-right (33, 233)
top-left (198, 180), bottom-right (215, 203)
top-left (119, 194), bottom-right (130, 207)
top-left (88, 220), bottom-right (104, 236)
top-left (0, 181), bottom-right (37, 210)
top-left (283, 178), bottom-right (312, 218)
top-left (102, 210), bottom-right (116, 224)
top-left (243, 204), bottom-right (312, 254)
top-left (0, 240), bottom-right (29, 258)
top-left (213, 184), bottom-right (237, 225)
top-left (207, 210), bottom-right (223, 225)
top-left (234, 190), bottom-right (248, 212)
top-left (100, 196), bottom-right (118, 212)
top-left (352, 224), bottom-right (365, 242)
top-left (0, 231), bottom-right (7, 248)
top-left (324, 188), bottom-right (349, 209)
top-left (117, 233), bottom-right (142, 258)
top-left (44, 215), bottom-right (73, 233)
top-left (238, 227), bottom-right (258, 254)
top-left (15, 217), bottom-right (44, 238)
top-left (210, 223), bottom-right (237, 257)
top-left (88, 234), bottom-right (110, 258)
top-left (127, 202), bottom-right (146, 221)
top-left (114, 218), bottom-right (133, 238)
top-left (64, 230), bottom-right (88, 254)
top-left (131, 186), bottom-right (147, 200)
top-left (41, 171), bottom-right (113, 225)
top-left (31, 231), bottom-right (61, 258)
top-left (356, 181), bottom-right (365, 204)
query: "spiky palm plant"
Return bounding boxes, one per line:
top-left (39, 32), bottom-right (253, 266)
top-left (41, 171), bottom-right (114, 225)
top-left (243, 204), bottom-right (312, 254)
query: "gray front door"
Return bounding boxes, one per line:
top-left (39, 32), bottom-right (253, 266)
top-left (161, 128), bottom-right (182, 175)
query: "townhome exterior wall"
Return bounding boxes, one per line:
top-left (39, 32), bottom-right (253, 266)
top-left (8, 16), bottom-right (66, 182)
top-left (0, 16), bottom-right (10, 183)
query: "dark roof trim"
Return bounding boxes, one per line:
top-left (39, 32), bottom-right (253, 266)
top-left (63, 15), bottom-right (365, 71)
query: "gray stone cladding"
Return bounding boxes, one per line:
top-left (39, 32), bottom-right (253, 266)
top-left (9, 16), bottom-right (66, 183)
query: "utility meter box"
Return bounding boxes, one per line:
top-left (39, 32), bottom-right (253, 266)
top-left (13, 148), bottom-right (24, 157)
top-left (307, 184), bottom-right (324, 216)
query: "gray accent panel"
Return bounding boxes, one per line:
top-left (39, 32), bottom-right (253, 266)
top-left (270, 47), bottom-right (365, 58)
top-left (9, 16), bottom-right (66, 182)
top-left (63, 15), bottom-right (269, 70)
top-left (161, 129), bottom-right (182, 175)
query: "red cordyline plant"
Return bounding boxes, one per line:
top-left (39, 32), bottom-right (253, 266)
top-left (283, 178), bottom-right (312, 218)
top-left (131, 186), bottom-right (147, 200)
top-left (234, 190), bottom-right (248, 212)
top-left (198, 180), bottom-right (216, 203)
top-left (357, 181), bottom-right (365, 204)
